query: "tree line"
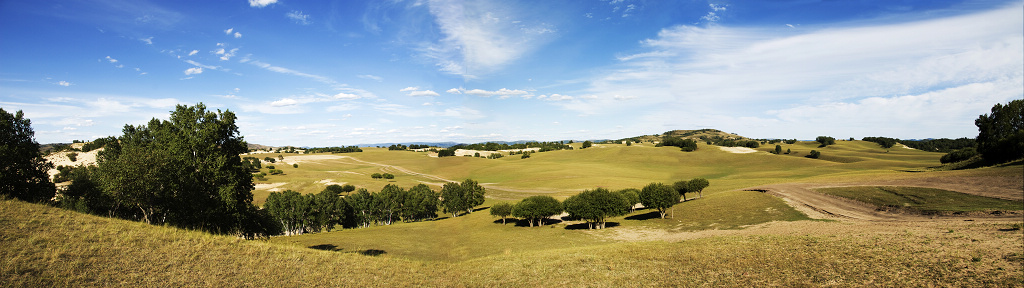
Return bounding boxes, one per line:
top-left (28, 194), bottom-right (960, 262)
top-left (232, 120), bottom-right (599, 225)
top-left (490, 178), bottom-right (709, 229)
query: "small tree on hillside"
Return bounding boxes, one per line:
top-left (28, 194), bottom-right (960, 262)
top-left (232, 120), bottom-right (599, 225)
top-left (581, 140), bottom-right (593, 149)
top-left (490, 202), bottom-right (514, 224)
top-left (688, 178), bottom-right (710, 199)
top-left (639, 182), bottom-right (680, 219)
top-left (815, 136), bottom-right (836, 147)
top-left (672, 180), bottom-right (690, 201)
top-left (807, 150), bottom-right (821, 159)
top-left (774, 144), bottom-right (782, 155)
top-left (383, 173), bottom-right (395, 180)
top-left (371, 173), bottom-right (383, 180)
top-left (616, 188), bottom-right (640, 212)
top-left (512, 195), bottom-right (562, 227)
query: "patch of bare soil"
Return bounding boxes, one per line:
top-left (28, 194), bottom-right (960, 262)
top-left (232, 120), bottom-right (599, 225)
top-left (254, 182), bottom-right (287, 192)
top-left (719, 146), bottom-right (758, 154)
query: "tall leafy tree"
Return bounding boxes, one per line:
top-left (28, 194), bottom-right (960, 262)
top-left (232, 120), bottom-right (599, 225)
top-left (403, 184), bottom-right (438, 222)
top-left (490, 202), bottom-right (513, 224)
top-left (461, 179), bottom-right (486, 214)
top-left (564, 188), bottom-right (629, 229)
top-left (616, 188), bottom-right (640, 212)
top-left (672, 180), bottom-right (690, 201)
top-left (0, 108), bottom-right (56, 203)
top-left (378, 184), bottom-right (406, 225)
top-left (439, 179), bottom-right (486, 217)
top-left (512, 195), bottom-right (562, 227)
top-left (639, 182), bottom-right (680, 219)
top-left (97, 104), bottom-right (259, 236)
top-left (975, 99), bottom-right (1023, 163)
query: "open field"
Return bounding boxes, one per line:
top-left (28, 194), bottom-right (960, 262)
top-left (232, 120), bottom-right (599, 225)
top-left (8, 139), bottom-right (1024, 286)
top-left (3, 198), bottom-right (1021, 286)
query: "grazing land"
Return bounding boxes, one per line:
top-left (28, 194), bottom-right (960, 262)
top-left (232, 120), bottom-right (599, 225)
top-left (5, 139), bottom-right (1024, 286)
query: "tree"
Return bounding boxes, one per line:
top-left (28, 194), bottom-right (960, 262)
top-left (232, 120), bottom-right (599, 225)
top-left (264, 190), bottom-right (309, 235)
top-left (616, 188), bottom-right (640, 212)
top-left (97, 103), bottom-right (261, 237)
top-left (815, 136), bottom-right (836, 147)
top-left (688, 178), bottom-right (710, 199)
top-left (672, 180), bottom-right (690, 201)
top-left (439, 182), bottom-right (466, 218)
top-left (292, 163), bottom-right (298, 168)
top-left (807, 150), bottom-right (821, 159)
top-left (371, 173), bottom-right (383, 180)
top-left (564, 188), bottom-right (629, 229)
top-left (940, 147), bottom-right (978, 164)
top-left (639, 182), bottom-right (679, 219)
top-left (581, 140), bottom-right (593, 149)
top-left (377, 184), bottom-right (406, 225)
top-left (460, 179), bottom-right (486, 214)
top-left (774, 144), bottom-right (782, 155)
top-left (490, 202), bottom-right (514, 224)
top-left (512, 195), bottom-right (562, 227)
top-left (383, 173), bottom-right (395, 180)
top-left (403, 184), bottom-right (438, 222)
top-left (346, 188), bottom-right (375, 228)
top-left (975, 99), bottom-right (1023, 163)
top-left (0, 108), bottom-right (56, 203)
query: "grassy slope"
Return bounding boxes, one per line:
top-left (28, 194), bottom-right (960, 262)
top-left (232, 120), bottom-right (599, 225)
top-left (4, 198), bottom-right (1021, 287)
top-left (817, 186), bottom-right (1024, 213)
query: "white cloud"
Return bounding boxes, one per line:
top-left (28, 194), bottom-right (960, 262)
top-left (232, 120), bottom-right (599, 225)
top-left (446, 88), bottom-right (462, 94)
top-left (188, 50), bottom-right (198, 56)
top-left (422, 0), bottom-right (557, 77)
top-left (184, 60), bottom-right (220, 70)
top-left (105, 56), bottom-right (118, 63)
top-left (539, 94), bottom-right (573, 101)
top-left (358, 74), bottom-right (383, 81)
top-left (184, 67), bottom-right (203, 75)
top-left (249, 0), bottom-right (277, 8)
top-left (225, 28), bottom-right (233, 35)
top-left (562, 4), bottom-right (1023, 138)
top-left (334, 93), bottom-right (360, 100)
top-left (271, 98), bottom-right (299, 107)
top-left (286, 11), bottom-right (311, 25)
top-left (234, 32), bottom-right (242, 38)
top-left (459, 88), bottom-right (532, 99)
top-left (215, 48), bottom-right (239, 61)
top-left (400, 87), bottom-right (419, 92)
top-left (409, 90), bottom-right (440, 97)
top-left (613, 95), bottom-right (636, 101)
top-left (56, 81), bottom-right (71, 87)
top-left (140, 37), bottom-right (153, 45)
top-left (247, 60), bottom-right (336, 84)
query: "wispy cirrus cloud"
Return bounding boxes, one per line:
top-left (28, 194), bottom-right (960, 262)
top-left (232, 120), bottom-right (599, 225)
top-left (421, 0), bottom-right (557, 78)
top-left (286, 11), bottom-right (311, 25)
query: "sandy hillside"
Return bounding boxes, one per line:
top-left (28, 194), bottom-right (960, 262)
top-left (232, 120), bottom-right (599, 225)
top-left (44, 148), bottom-right (102, 179)
top-left (719, 146), bottom-right (758, 154)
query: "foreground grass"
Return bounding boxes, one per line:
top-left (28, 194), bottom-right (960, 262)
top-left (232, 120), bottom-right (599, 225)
top-left (5, 199), bottom-right (1023, 287)
top-left (817, 186), bottom-right (1024, 213)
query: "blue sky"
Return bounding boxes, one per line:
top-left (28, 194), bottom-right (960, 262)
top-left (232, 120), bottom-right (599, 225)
top-left (1, 0), bottom-right (1021, 146)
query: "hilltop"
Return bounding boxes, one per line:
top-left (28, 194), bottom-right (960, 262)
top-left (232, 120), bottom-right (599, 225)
top-left (615, 129), bottom-right (751, 144)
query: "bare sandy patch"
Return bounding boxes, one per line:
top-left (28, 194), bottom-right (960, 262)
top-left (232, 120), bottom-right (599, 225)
top-left (279, 154), bottom-right (347, 165)
top-left (719, 146), bottom-right (758, 154)
top-left (254, 182), bottom-right (288, 192)
top-left (316, 179), bottom-right (347, 186)
top-left (45, 148), bottom-right (102, 179)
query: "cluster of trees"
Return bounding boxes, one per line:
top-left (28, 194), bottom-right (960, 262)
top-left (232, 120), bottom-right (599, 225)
top-left (304, 146), bottom-right (362, 154)
top-left (974, 99), bottom-right (1023, 163)
top-left (439, 179), bottom-right (487, 217)
top-left (657, 136), bottom-right (700, 151)
top-left (900, 138), bottom-right (975, 153)
top-left (2, 105), bottom-right (282, 239)
top-left (370, 173), bottom-right (395, 180)
top-left (673, 178), bottom-right (709, 200)
top-left (564, 188), bottom-right (631, 229)
top-left (450, 141), bottom-right (577, 152)
top-left (264, 189), bottom-right (347, 235)
top-left (241, 156), bottom-right (262, 172)
top-left (861, 137), bottom-right (899, 149)
top-left (346, 184), bottom-right (440, 227)
top-left (940, 147), bottom-right (977, 164)
top-left (815, 136), bottom-right (836, 147)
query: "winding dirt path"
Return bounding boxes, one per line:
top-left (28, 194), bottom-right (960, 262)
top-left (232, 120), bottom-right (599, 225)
top-left (750, 177), bottom-right (1022, 221)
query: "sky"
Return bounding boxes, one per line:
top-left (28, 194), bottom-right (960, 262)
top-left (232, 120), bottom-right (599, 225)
top-left (1, 0), bottom-right (1021, 146)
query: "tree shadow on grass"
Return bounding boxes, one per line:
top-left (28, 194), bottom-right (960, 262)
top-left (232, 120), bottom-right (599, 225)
top-left (624, 211), bottom-right (663, 220)
top-left (309, 244), bottom-right (341, 251)
top-left (564, 222), bottom-right (621, 230)
top-left (359, 249), bottom-right (387, 256)
top-left (473, 206), bottom-right (490, 212)
top-left (492, 218), bottom-right (514, 224)
top-left (511, 218), bottom-right (563, 227)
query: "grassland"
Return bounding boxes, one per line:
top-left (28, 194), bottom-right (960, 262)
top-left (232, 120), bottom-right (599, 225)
top-left (6, 139), bottom-right (1024, 286)
top-left (816, 186), bottom-right (1024, 213)
top-left (3, 198), bottom-right (1021, 286)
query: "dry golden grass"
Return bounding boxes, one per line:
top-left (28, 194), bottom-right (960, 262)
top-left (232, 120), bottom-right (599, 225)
top-left (3, 198), bottom-right (1021, 287)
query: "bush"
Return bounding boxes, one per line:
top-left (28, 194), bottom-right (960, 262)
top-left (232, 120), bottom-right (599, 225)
top-left (383, 173), bottom-right (394, 180)
top-left (807, 150), bottom-right (821, 159)
top-left (67, 152), bottom-right (78, 162)
top-left (815, 136), bottom-right (836, 147)
top-left (266, 165), bottom-right (275, 170)
top-left (292, 164), bottom-right (298, 168)
top-left (940, 147), bottom-right (978, 164)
